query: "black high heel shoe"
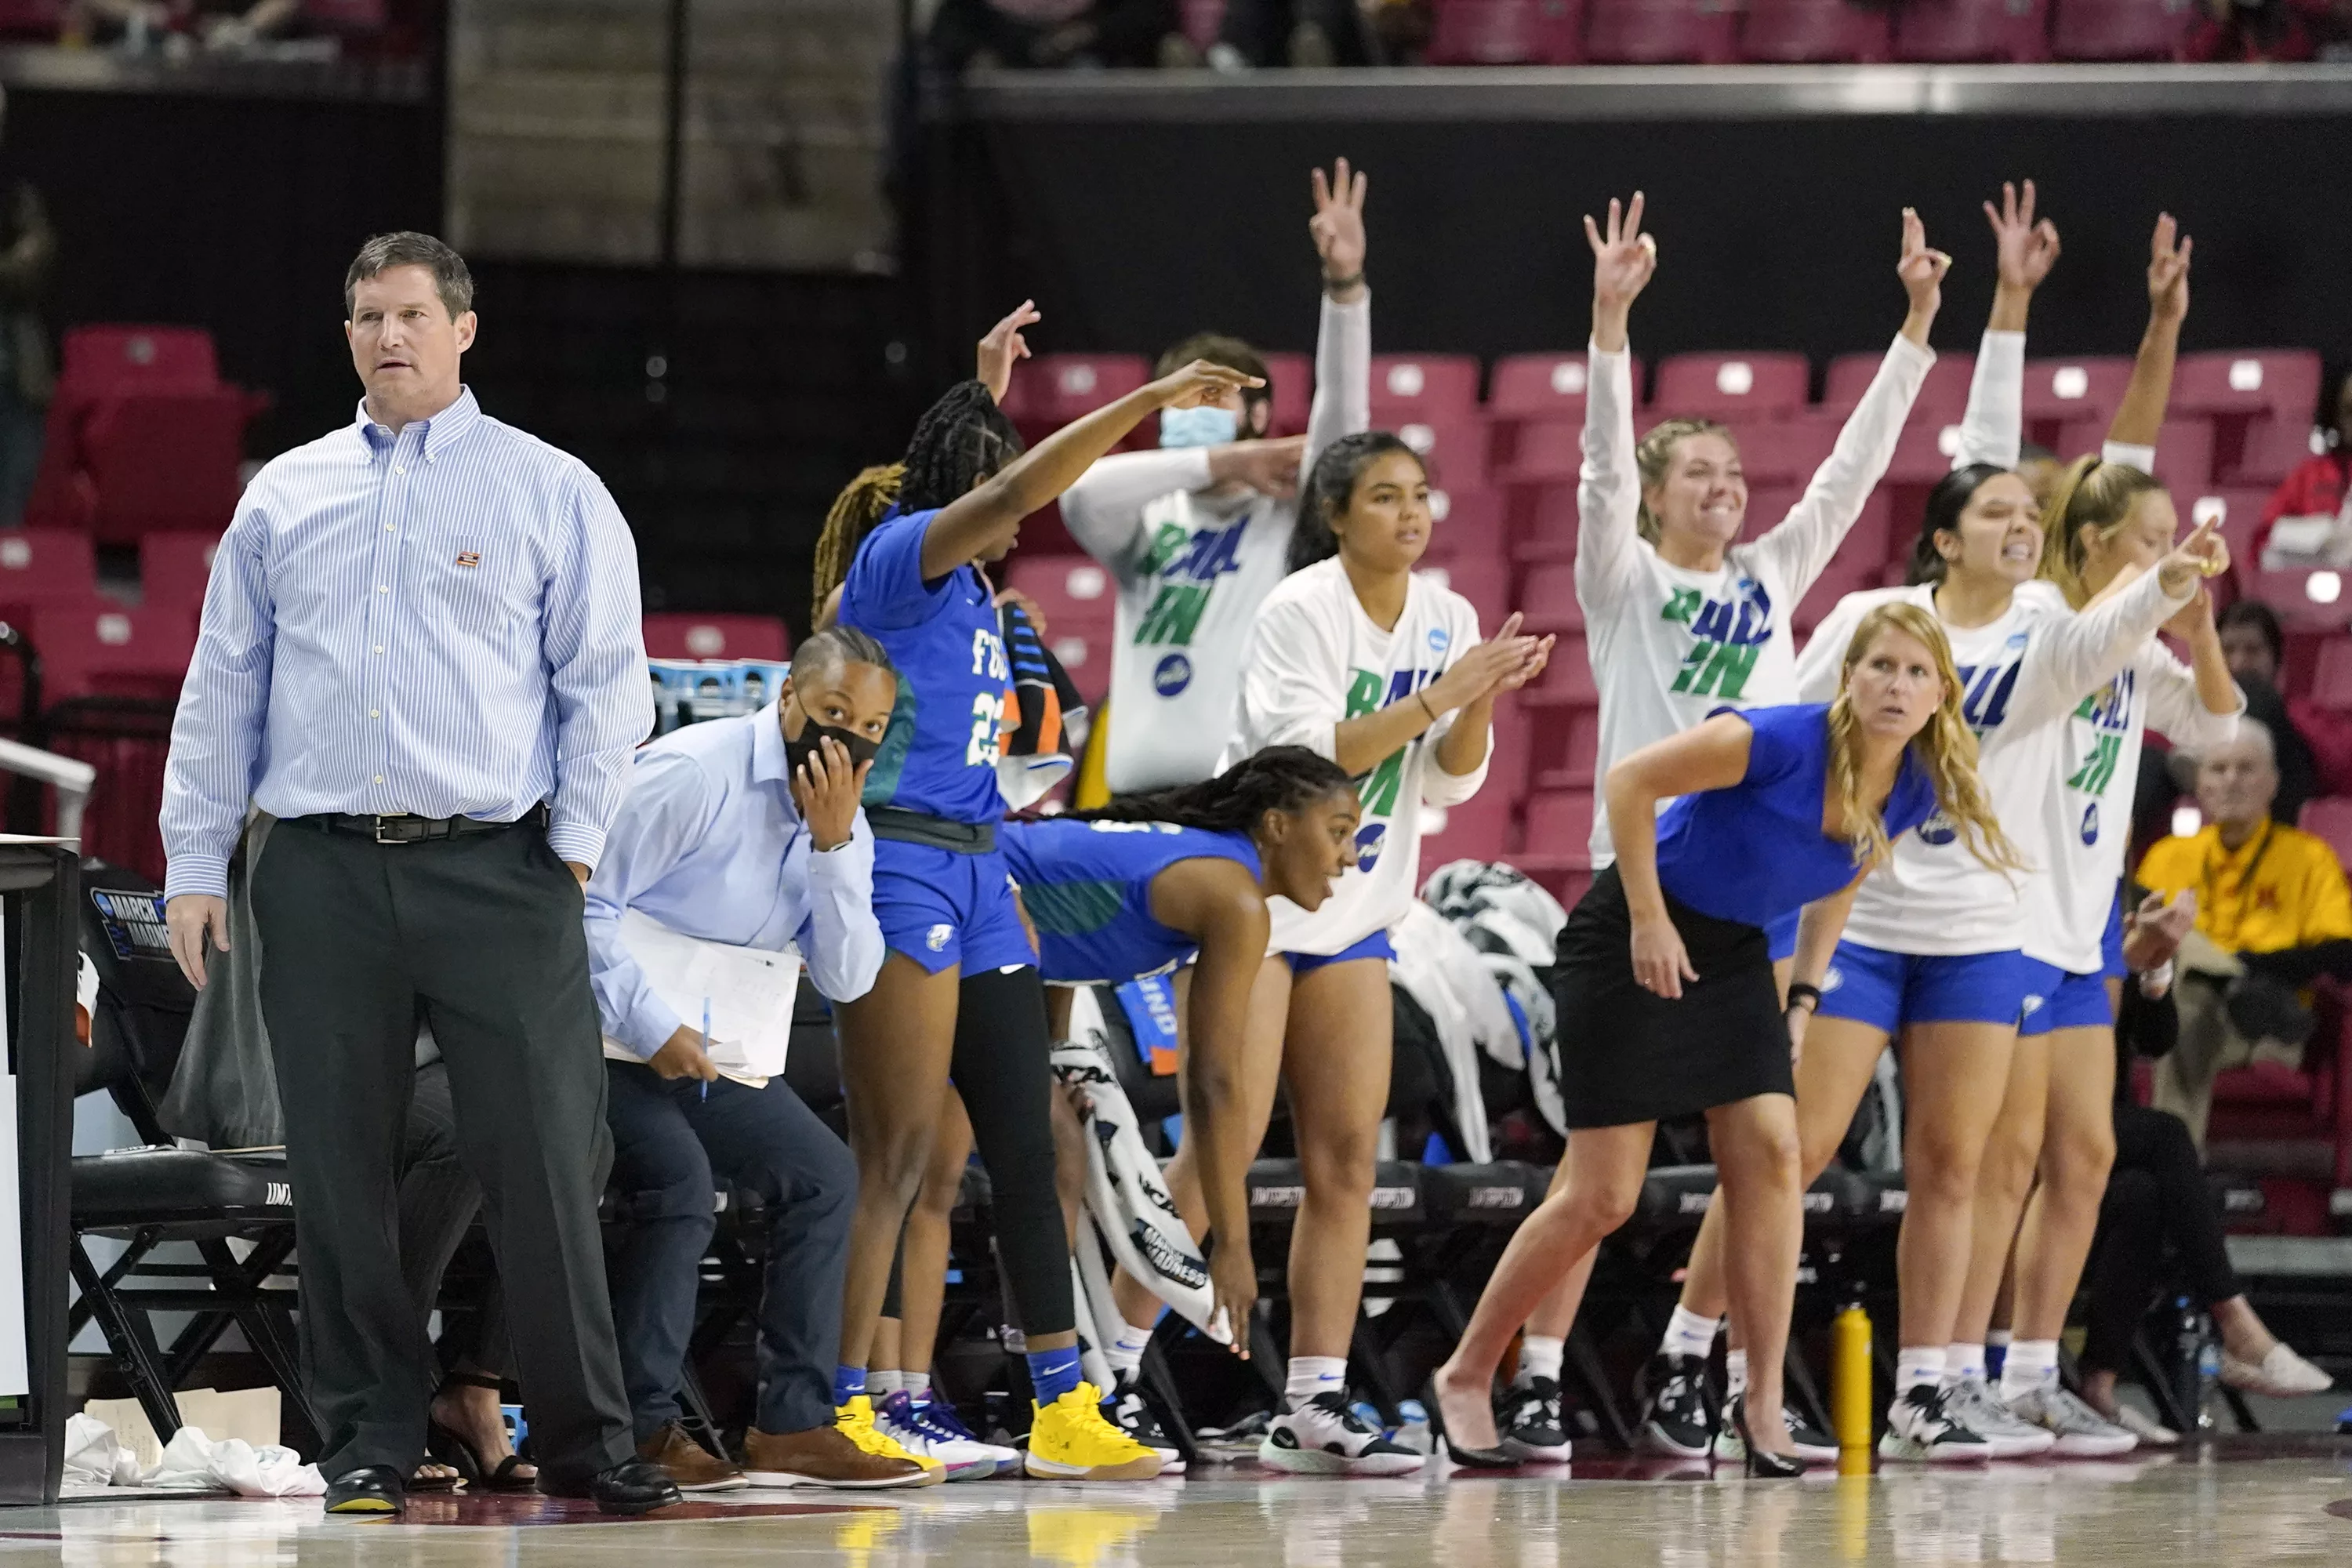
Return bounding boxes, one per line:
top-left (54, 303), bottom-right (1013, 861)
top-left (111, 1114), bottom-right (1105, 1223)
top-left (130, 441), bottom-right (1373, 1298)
top-left (1730, 1396), bottom-right (1806, 1479)
top-left (427, 1373), bottom-right (539, 1492)
top-left (1423, 1376), bottom-right (1519, 1471)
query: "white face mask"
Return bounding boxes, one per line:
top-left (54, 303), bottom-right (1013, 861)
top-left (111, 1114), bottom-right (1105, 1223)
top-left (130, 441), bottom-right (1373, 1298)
top-left (1160, 405), bottom-right (1239, 449)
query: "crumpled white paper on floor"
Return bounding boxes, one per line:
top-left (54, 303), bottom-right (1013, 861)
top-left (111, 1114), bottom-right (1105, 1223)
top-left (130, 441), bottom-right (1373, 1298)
top-left (67, 1415), bottom-right (325, 1497)
top-left (62, 1413), bottom-right (143, 1487)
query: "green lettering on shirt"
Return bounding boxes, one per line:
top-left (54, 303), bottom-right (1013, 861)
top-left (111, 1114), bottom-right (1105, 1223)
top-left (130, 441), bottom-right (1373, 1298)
top-left (2067, 731), bottom-right (2124, 798)
top-left (1138, 522), bottom-right (1190, 577)
top-left (1134, 583), bottom-right (1210, 646)
top-left (1345, 668), bottom-right (1405, 819)
top-left (1661, 587), bottom-right (1702, 626)
top-left (1668, 639), bottom-right (1759, 699)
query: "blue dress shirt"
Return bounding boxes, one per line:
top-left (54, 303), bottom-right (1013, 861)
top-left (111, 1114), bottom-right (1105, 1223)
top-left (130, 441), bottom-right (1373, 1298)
top-left (161, 388), bottom-right (652, 900)
top-left (584, 702), bottom-right (884, 1058)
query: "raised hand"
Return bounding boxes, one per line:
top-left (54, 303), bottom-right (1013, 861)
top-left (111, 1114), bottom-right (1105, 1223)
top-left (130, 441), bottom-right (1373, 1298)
top-left (789, 735), bottom-right (872, 853)
top-left (1584, 191), bottom-right (1657, 318)
top-left (1986, 179), bottom-right (2061, 295)
top-left (2157, 514), bottom-right (2229, 597)
top-left (2148, 212), bottom-right (2192, 328)
top-left (1428, 612), bottom-right (1545, 710)
top-left (1896, 207), bottom-right (1953, 345)
top-left (1210, 435), bottom-right (1308, 498)
top-left (976, 299), bottom-right (1042, 407)
top-left (1149, 358), bottom-right (1265, 409)
top-left (1308, 157), bottom-right (1368, 298)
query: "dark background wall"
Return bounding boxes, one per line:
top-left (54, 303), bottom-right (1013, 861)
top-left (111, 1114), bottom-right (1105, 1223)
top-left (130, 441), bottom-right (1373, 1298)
top-left (908, 111), bottom-right (2352, 394)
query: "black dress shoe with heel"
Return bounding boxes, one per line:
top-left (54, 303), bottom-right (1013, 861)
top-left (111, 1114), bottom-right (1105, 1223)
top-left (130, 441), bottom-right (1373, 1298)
top-left (1424, 1377), bottom-right (1519, 1471)
top-left (1730, 1397), bottom-right (1806, 1479)
top-left (324, 1464), bottom-right (406, 1515)
top-left (538, 1456), bottom-right (682, 1515)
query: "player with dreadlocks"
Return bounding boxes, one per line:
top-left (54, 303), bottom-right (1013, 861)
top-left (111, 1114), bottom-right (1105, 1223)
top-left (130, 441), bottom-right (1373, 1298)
top-left (816, 351), bottom-right (1259, 1482)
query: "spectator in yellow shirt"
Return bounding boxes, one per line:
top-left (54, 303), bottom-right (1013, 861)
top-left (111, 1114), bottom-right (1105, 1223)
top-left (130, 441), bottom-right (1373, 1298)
top-left (2136, 718), bottom-right (2352, 1149)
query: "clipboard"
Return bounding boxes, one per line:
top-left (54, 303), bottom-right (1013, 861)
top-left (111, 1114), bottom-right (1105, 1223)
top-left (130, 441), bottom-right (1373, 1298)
top-left (601, 909), bottom-right (800, 1080)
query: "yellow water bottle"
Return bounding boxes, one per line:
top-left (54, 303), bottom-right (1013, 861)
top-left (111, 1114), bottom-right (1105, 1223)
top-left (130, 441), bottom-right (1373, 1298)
top-left (1832, 1298), bottom-right (1873, 1475)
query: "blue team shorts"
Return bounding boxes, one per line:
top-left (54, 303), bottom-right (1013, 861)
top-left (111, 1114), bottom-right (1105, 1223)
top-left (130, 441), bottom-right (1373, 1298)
top-left (1766, 910), bottom-right (1800, 965)
top-left (2100, 887), bottom-right (2129, 982)
top-left (1813, 942), bottom-right (2034, 1033)
top-left (2017, 962), bottom-right (2115, 1036)
top-left (1286, 929), bottom-right (1396, 976)
top-left (870, 838), bottom-right (1038, 976)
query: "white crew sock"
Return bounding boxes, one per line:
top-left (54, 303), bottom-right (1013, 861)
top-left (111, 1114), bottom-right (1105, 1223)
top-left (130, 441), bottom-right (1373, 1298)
top-left (1725, 1348), bottom-right (1749, 1403)
top-left (1515, 1334), bottom-right (1566, 1388)
top-left (904, 1369), bottom-right (932, 1399)
top-left (1896, 1345), bottom-right (1946, 1395)
top-left (869, 1368), bottom-right (903, 1398)
top-left (1999, 1338), bottom-right (2060, 1400)
top-left (1944, 1343), bottom-right (1986, 1386)
top-left (1285, 1356), bottom-right (1348, 1407)
top-left (1659, 1305), bottom-right (1722, 1362)
top-left (1104, 1319), bottom-right (1155, 1382)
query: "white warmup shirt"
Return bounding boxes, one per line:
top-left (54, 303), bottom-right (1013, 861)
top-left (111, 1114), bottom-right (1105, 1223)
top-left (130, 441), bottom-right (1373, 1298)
top-left (1794, 567), bottom-right (2195, 959)
top-left (1576, 332), bottom-right (1933, 866)
top-left (1060, 293), bottom-right (1370, 794)
top-left (1220, 558), bottom-right (1489, 956)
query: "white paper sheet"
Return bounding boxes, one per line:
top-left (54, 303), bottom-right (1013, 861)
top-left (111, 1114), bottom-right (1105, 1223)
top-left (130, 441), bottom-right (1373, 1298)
top-left (600, 909), bottom-right (800, 1080)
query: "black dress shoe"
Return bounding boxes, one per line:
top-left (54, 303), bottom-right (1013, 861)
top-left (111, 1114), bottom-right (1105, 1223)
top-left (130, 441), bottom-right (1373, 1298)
top-left (324, 1464), bottom-right (405, 1515)
top-left (1730, 1397), bottom-right (1806, 1479)
top-left (539, 1456), bottom-right (681, 1515)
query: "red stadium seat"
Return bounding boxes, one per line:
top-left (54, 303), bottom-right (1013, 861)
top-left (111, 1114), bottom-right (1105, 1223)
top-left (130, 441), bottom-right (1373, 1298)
top-left (1883, 416), bottom-right (1974, 484)
top-left (1494, 418), bottom-right (1582, 487)
top-left (1739, 485), bottom-right (1802, 544)
top-left (1261, 351), bottom-right (1312, 437)
top-left (56, 325), bottom-right (220, 394)
top-left (1003, 555), bottom-right (1118, 631)
top-left (1725, 416), bottom-right (1838, 488)
top-left (1820, 350), bottom-right (1973, 424)
top-left (1370, 354), bottom-right (1483, 420)
top-left (1485, 691), bottom-right (1533, 802)
top-left (2171, 350), bottom-right (2324, 426)
top-left (2300, 795), bottom-right (2352, 858)
top-left (0, 529), bottom-right (97, 615)
top-left (74, 388), bottom-right (254, 543)
top-left (1425, 0), bottom-right (1585, 62)
top-left (0, 0), bottom-right (63, 38)
top-left (1534, 708), bottom-right (1602, 790)
top-left (2054, 416), bottom-right (2215, 489)
top-left (1508, 484), bottom-right (1580, 562)
top-left (2222, 416), bottom-right (2323, 488)
top-left (1425, 487), bottom-right (1507, 561)
top-left (2021, 356), bottom-right (2133, 426)
top-left (1584, 0), bottom-right (1740, 61)
top-left (2049, 0), bottom-right (2192, 59)
top-left (2307, 641), bottom-right (2352, 711)
top-left (31, 601), bottom-right (197, 703)
top-left (1425, 789), bottom-right (1515, 865)
top-left (1740, 0), bottom-right (1892, 60)
top-left (1795, 555), bottom-right (1880, 634)
top-left (138, 533), bottom-right (223, 617)
top-left (1515, 562), bottom-right (1582, 634)
top-left (1522, 634), bottom-right (1598, 706)
top-left (1002, 354), bottom-right (1151, 435)
top-left (1891, 0), bottom-right (2051, 60)
top-left (1517, 789), bottom-right (1596, 862)
top-left (1651, 352), bottom-right (1810, 422)
top-left (1042, 622), bottom-right (1115, 708)
top-left (1490, 353), bottom-right (1629, 423)
top-left (641, 613), bottom-right (789, 661)
top-left (1396, 413), bottom-right (1492, 492)
top-left (1423, 557), bottom-right (1508, 630)
top-left (2247, 570), bottom-right (2352, 635)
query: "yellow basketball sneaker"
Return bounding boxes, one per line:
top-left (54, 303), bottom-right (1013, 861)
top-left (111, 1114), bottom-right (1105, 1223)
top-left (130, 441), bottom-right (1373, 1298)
top-left (836, 1396), bottom-right (945, 1485)
top-left (1025, 1382), bottom-right (1164, 1479)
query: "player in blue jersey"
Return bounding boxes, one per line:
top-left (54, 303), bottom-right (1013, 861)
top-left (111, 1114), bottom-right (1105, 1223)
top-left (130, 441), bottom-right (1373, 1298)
top-left (808, 357), bottom-right (1259, 1481)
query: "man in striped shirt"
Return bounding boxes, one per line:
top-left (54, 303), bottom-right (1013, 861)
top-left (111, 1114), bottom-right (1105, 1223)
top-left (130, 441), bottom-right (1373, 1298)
top-left (160, 231), bottom-right (677, 1518)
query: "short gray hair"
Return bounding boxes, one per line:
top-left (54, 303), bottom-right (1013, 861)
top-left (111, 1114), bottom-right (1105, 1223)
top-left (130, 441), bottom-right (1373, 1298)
top-left (344, 231), bottom-right (474, 321)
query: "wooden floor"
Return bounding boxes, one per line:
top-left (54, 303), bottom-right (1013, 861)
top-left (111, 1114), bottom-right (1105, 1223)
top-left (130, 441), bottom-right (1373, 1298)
top-left (5, 1434), bottom-right (2351, 1565)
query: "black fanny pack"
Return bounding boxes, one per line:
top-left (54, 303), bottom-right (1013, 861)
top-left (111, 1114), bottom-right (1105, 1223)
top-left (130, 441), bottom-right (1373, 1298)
top-left (867, 806), bottom-right (996, 855)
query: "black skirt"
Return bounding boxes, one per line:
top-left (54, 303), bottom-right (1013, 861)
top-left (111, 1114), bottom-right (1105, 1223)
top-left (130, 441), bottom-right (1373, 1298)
top-left (1552, 866), bottom-right (1795, 1129)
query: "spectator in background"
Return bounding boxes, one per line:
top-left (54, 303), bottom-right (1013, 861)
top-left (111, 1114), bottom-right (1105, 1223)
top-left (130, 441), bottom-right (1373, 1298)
top-left (2197, 601), bottom-right (2320, 822)
top-left (2014, 440), bottom-right (2063, 508)
top-left (2183, 0), bottom-right (2342, 60)
top-left (0, 89), bottom-right (51, 528)
top-left (928, 0), bottom-right (1186, 71)
top-left (1204, 0), bottom-right (1369, 67)
top-left (2136, 719), bottom-right (2352, 1149)
top-left (2256, 366), bottom-right (2352, 561)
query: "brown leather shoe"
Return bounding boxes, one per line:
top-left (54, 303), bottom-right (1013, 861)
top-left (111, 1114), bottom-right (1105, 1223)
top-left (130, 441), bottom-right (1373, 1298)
top-left (637, 1421), bottom-right (748, 1493)
top-left (742, 1423), bottom-right (935, 1489)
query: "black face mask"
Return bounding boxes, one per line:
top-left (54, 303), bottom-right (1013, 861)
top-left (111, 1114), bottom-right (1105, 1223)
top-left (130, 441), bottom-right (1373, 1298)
top-left (783, 710), bottom-right (881, 779)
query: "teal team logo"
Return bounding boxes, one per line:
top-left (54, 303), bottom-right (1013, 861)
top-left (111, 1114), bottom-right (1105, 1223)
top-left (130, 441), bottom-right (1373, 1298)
top-left (1661, 576), bottom-right (1773, 699)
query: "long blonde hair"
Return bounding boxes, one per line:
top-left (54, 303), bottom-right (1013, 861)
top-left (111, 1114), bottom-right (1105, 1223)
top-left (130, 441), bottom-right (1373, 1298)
top-left (1828, 601), bottom-right (2025, 876)
top-left (1635, 416), bottom-right (1737, 546)
top-left (812, 463), bottom-right (904, 621)
top-left (2037, 454), bottom-right (2167, 608)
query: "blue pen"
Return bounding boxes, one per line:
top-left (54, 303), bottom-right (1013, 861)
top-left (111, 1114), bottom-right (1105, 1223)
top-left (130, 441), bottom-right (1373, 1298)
top-left (701, 996), bottom-right (711, 1102)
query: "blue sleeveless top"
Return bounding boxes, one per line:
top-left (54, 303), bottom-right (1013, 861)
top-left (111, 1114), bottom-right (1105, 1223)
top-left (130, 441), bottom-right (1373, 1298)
top-left (1000, 817), bottom-right (1261, 984)
top-left (837, 506), bottom-right (1011, 825)
top-left (1653, 703), bottom-right (1938, 929)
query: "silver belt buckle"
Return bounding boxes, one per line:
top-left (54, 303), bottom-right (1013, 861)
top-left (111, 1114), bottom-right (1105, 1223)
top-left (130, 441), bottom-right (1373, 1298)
top-left (373, 813), bottom-right (413, 844)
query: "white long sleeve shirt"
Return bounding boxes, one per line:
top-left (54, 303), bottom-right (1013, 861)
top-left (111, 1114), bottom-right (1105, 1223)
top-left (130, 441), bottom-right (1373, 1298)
top-left (1219, 558), bottom-right (1488, 956)
top-left (1575, 333), bottom-right (1935, 866)
top-left (1060, 293), bottom-right (1370, 793)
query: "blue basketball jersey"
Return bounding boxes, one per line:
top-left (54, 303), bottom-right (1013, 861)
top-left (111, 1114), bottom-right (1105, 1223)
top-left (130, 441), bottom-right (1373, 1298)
top-left (1000, 817), bottom-right (1262, 984)
top-left (837, 507), bottom-right (1013, 825)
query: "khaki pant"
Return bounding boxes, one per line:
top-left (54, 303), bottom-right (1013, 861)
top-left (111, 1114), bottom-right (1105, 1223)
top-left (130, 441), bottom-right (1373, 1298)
top-left (2150, 935), bottom-right (2307, 1152)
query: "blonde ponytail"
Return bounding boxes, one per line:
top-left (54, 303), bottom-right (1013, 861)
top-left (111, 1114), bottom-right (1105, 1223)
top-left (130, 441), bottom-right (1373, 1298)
top-left (2038, 454), bottom-right (2167, 608)
top-left (812, 463), bottom-right (904, 622)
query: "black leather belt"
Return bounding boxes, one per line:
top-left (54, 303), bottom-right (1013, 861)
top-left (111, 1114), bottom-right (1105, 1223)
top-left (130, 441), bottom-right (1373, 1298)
top-left (866, 806), bottom-right (995, 854)
top-left (286, 802), bottom-right (550, 844)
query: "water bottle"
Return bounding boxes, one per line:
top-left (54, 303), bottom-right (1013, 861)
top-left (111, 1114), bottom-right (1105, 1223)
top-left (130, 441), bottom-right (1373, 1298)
top-left (2195, 1319), bottom-right (2222, 1432)
top-left (1831, 1294), bottom-right (1873, 1473)
top-left (1395, 1399), bottom-right (1433, 1455)
top-left (2170, 1295), bottom-right (2201, 1430)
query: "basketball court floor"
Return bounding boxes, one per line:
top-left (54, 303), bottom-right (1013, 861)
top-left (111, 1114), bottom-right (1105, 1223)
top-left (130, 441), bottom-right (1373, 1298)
top-left (7, 1436), bottom-right (2350, 1566)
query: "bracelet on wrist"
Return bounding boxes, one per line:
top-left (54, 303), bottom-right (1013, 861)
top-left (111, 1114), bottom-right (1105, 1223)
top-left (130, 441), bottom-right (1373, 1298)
top-left (1784, 982), bottom-right (1823, 1014)
top-left (1416, 690), bottom-right (1438, 724)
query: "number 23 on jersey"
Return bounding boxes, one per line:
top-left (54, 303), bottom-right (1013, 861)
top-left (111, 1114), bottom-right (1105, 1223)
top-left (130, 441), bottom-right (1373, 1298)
top-left (966, 626), bottom-right (1011, 766)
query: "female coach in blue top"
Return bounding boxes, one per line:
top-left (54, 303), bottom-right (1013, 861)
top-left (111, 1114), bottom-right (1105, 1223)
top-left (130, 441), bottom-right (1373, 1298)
top-left (1432, 601), bottom-right (2017, 1474)
top-left (822, 357), bottom-right (1258, 1482)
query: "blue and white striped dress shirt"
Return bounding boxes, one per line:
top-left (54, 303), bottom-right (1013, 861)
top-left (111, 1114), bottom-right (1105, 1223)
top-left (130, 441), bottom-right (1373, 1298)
top-left (162, 388), bottom-right (653, 901)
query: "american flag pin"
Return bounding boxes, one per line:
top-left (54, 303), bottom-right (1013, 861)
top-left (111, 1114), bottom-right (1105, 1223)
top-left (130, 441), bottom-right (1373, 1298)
top-left (455, 551), bottom-right (481, 568)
